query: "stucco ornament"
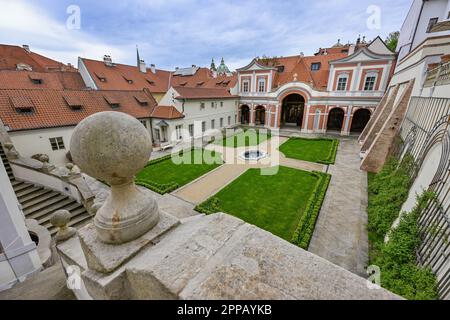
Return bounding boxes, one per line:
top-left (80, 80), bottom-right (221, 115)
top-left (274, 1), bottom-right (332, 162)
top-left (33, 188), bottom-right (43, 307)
top-left (70, 111), bottom-right (159, 244)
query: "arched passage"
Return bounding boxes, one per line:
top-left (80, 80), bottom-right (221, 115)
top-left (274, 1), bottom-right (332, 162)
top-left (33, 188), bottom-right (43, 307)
top-left (255, 105), bottom-right (265, 126)
top-left (351, 109), bottom-right (371, 133)
top-left (281, 94), bottom-right (305, 128)
top-left (240, 105), bottom-right (250, 124)
top-left (327, 108), bottom-right (344, 131)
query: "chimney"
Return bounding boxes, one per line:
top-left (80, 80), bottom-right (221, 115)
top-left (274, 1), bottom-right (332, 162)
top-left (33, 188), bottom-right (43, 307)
top-left (22, 45), bottom-right (30, 53)
top-left (139, 59), bottom-right (146, 73)
top-left (150, 64), bottom-right (156, 74)
top-left (103, 55), bottom-right (113, 66)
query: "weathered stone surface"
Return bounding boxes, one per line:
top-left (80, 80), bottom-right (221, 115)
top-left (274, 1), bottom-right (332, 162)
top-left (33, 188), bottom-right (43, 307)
top-left (70, 111), bottom-right (160, 244)
top-left (58, 212), bottom-right (401, 300)
top-left (78, 211), bottom-right (179, 273)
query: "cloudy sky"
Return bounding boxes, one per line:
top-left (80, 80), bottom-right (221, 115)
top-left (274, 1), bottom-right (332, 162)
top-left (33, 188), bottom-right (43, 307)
top-left (0, 0), bottom-right (412, 70)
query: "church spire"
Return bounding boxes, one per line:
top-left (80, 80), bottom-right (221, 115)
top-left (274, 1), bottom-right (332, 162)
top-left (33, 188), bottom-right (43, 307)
top-left (136, 45), bottom-right (140, 67)
top-left (210, 58), bottom-right (216, 71)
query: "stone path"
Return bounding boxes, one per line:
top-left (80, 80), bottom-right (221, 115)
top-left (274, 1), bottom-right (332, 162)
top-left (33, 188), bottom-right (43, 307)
top-left (308, 137), bottom-right (369, 277)
top-left (172, 136), bottom-right (325, 204)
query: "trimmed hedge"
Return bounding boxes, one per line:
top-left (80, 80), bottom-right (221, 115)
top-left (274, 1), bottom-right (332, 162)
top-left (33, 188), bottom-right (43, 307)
top-left (196, 170), bottom-right (331, 251)
top-left (135, 179), bottom-right (179, 195)
top-left (290, 171), bottom-right (331, 249)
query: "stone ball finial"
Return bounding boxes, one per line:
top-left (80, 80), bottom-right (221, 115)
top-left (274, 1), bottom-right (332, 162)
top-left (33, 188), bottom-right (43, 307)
top-left (39, 154), bottom-right (49, 163)
top-left (70, 111), bottom-right (152, 186)
top-left (66, 163), bottom-right (74, 170)
top-left (50, 209), bottom-right (76, 242)
top-left (4, 142), bottom-right (13, 151)
top-left (70, 111), bottom-right (160, 244)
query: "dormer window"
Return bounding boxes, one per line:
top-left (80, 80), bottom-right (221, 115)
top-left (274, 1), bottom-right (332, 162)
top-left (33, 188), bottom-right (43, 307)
top-left (29, 74), bottom-right (43, 84)
top-left (95, 72), bottom-right (107, 82)
top-left (134, 95), bottom-right (149, 106)
top-left (197, 81), bottom-right (204, 86)
top-left (311, 63), bottom-right (321, 71)
top-left (277, 65), bottom-right (285, 72)
top-left (10, 96), bottom-right (34, 113)
top-left (104, 95), bottom-right (120, 108)
top-left (179, 81), bottom-right (188, 87)
top-left (123, 75), bottom-right (134, 84)
top-left (63, 95), bottom-right (83, 110)
top-left (146, 79), bottom-right (155, 86)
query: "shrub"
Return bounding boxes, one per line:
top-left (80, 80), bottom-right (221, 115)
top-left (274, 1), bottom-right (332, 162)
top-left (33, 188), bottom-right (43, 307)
top-left (371, 191), bottom-right (439, 300)
top-left (135, 179), bottom-right (179, 195)
top-left (195, 197), bottom-right (221, 214)
top-left (291, 171), bottom-right (331, 249)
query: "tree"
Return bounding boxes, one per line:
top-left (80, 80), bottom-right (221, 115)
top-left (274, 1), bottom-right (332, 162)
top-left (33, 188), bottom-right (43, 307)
top-left (385, 31), bottom-right (400, 52)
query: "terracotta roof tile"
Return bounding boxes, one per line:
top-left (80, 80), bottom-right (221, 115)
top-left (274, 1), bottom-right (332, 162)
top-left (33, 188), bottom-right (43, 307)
top-left (0, 44), bottom-right (76, 72)
top-left (151, 105), bottom-right (184, 119)
top-left (0, 70), bottom-right (86, 90)
top-left (0, 89), bottom-right (156, 131)
top-left (174, 86), bottom-right (237, 99)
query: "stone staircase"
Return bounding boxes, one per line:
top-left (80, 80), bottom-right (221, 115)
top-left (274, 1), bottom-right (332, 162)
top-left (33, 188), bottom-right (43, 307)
top-left (0, 146), bottom-right (91, 235)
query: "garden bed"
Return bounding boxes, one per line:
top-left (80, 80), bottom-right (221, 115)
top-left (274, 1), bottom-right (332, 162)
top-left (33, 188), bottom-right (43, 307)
top-left (278, 137), bottom-right (339, 164)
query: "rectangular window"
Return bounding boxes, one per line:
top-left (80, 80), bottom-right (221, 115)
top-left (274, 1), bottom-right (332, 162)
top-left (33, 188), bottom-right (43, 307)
top-left (364, 76), bottom-right (376, 91)
top-left (242, 80), bottom-right (249, 92)
top-left (311, 63), bottom-right (321, 71)
top-left (211, 119), bottom-right (215, 129)
top-left (258, 79), bottom-right (265, 92)
top-left (188, 124), bottom-right (194, 137)
top-left (202, 121), bottom-right (206, 132)
top-left (337, 77), bottom-right (348, 91)
top-left (228, 116), bottom-right (231, 125)
top-left (235, 114), bottom-right (237, 124)
top-left (49, 137), bottom-right (65, 151)
top-left (220, 101), bottom-right (223, 107)
top-left (175, 125), bottom-right (182, 140)
top-left (426, 17), bottom-right (438, 33)
top-left (220, 118), bottom-right (223, 127)
top-left (200, 102), bottom-right (205, 110)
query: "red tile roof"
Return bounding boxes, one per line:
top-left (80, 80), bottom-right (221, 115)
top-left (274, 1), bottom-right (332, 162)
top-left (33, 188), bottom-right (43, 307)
top-left (151, 105), bottom-right (184, 119)
top-left (81, 58), bottom-right (237, 94)
top-left (0, 44), bottom-right (77, 72)
top-left (257, 53), bottom-right (347, 90)
top-left (174, 86), bottom-right (237, 99)
top-left (0, 89), bottom-right (156, 131)
top-left (0, 70), bottom-right (87, 90)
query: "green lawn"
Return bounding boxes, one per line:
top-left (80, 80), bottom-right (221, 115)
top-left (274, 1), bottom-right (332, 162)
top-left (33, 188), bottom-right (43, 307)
top-left (135, 149), bottom-right (223, 194)
top-left (214, 129), bottom-right (271, 148)
top-left (279, 137), bottom-right (339, 164)
top-left (195, 166), bottom-right (330, 248)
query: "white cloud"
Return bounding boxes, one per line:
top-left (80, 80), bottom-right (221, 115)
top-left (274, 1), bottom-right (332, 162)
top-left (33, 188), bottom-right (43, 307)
top-left (0, 0), bottom-right (129, 66)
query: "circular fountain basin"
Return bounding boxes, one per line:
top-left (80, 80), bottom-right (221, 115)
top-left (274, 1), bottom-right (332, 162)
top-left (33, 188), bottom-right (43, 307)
top-left (240, 150), bottom-right (267, 161)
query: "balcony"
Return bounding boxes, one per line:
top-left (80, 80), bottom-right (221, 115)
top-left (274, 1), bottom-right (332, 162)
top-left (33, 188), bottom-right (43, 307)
top-left (424, 59), bottom-right (450, 87)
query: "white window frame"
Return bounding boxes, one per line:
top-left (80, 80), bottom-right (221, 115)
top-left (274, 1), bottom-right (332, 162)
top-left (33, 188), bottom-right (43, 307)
top-left (363, 72), bottom-right (377, 91)
top-left (336, 75), bottom-right (348, 91)
top-left (228, 116), bottom-right (231, 125)
top-left (202, 121), bottom-right (206, 132)
top-left (49, 137), bottom-right (65, 150)
top-left (258, 78), bottom-right (266, 92)
top-left (175, 125), bottom-right (183, 140)
top-left (211, 119), bottom-right (215, 129)
top-left (188, 124), bottom-right (194, 137)
top-left (200, 102), bottom-right (205, 110)
top-left (242, 80), bottom-right (250, 93)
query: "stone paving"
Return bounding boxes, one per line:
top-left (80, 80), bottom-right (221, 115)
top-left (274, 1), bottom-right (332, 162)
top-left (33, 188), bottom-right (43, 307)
top-left (308, 137), bottom-right (369, 277)
top-left (172, 136), bottom-right (325, 204)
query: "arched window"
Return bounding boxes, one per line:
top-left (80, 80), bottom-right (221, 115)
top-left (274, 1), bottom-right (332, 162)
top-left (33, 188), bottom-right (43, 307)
top-left (363, 72), bottom-right (378, 91)
top-left (336, 74), bottom-right (349, 91)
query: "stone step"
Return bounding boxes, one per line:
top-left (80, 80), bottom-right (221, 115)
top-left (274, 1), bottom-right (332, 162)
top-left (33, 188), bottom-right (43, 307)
top-left (18, 188), bottom-right (52, 203)
top-left (23, 194), bottom-right (68, 217)
top-left (13, 182), bottom-right (34, 193)
top-left (16, 185), bottom-right (44, 198)
top-left (11, 180), bottom-right (22, 187)
top-left (48, 210), bottom-right (91, 235)
top-left (26, 197), bottom-right (76, 221)
top-left (21, 190), bottom-right (60, 209)
top-left (40, 202), bottom-right (83, 226)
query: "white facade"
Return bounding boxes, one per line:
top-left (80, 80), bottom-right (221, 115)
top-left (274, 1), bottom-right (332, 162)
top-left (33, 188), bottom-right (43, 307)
top-left (397, 0), bottom-right (450, 62)
top-left (152, 87), bottom-right (239, 144)
top-left (9, 118), bottom-right (152, 166)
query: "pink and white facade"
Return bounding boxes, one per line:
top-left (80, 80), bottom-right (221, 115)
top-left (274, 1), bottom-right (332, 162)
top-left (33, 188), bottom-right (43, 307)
top-left (236, 37), bottom-right (396, 135)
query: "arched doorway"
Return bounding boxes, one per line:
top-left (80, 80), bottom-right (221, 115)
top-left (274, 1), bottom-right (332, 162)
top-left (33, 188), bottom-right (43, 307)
top-left (281, 94), bottom-right (305, 128)
top-left (255, 105), bottom-right (265, 126)
top-left (350, 109), bottom-right (371, 133)
top-left (240, 105), bottom-right (250, 124)
top-left (327, 108), bottom-right (344, 131)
